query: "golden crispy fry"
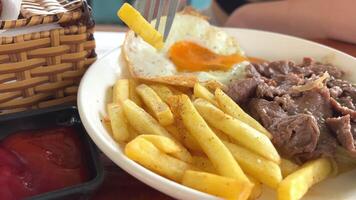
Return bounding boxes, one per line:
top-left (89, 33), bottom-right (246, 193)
top-left (122, 99), bottom-right (193, 163)
top-left (171, 85), bottom-right (193, 96)
top-left (149, 84), bottom-right (175, 103)
top-left (125, 137), bottom-right (191, 181)
top-left (182, 170), bottom-right (252, 200)
top-left (122, 99), bottom-right (171, 137)
top-left (277, 158), bottom-right (332, 200)
top-left (128, 79), bottom-right (143, 106)
top-left (192, 156), bottom-right (216, 173)
top-left (102, 116), bottom-right (113, 136)
top-left (138, 134), bottom-right (192, 163)
top-left (117, 3), bottom-right (164, 49)
top-left (194, 98), bottom-right (280, 163)
top-left (177, 95), bottom-right (253, 199)
top-left (203, 80), bottom-right (225, 91)
top-left (136, 84), bottom-right (174, 126)
top-left (107, 103), bottom-right (130, 142)
top-left (248, 176), bottom-right (262, 200)
top-left (164, 124), bottom-right (184, 143)
top-left (280, 158), bottom-right (300, 177)
top-left (113, 79), bottom-right (129, 104)
top-left (190, 154), bottom-right (263, 199)
top-left (224, 141), bottom-right (282, 188)
top-left (165, 124), bottom-right (202, 155)
top-left (105, 118), bottom-right (139, 142)
top-left (193, 83), bottom-right (217, 105)
top-left (127, 124), bottom-right (140, 141)
top-left (166, 96), bottom-right (203, 153)
top-left (211, 127), bottom-right (232, 142)
top-left (180, 125), bottom-right (203, 153)
top-left (137, 135), bottom-right (180, 154)
top-left (215, 88), bottom-right (272, 139)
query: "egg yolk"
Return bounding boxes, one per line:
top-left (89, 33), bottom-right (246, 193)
top-left (168, 41), bottom-right (248, 71)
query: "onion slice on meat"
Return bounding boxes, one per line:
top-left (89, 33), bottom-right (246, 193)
top-left (292, 72), bottom-right (330, 92)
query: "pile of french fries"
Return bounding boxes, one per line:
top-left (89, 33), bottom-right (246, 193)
top-left (105, 79), bottom-right (334, 200)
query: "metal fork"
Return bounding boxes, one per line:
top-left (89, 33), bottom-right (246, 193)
top-left (132, 0), bottom-right (181, 41)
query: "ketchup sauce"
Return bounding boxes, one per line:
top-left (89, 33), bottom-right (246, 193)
top-left (0, 127), bottom-right (89, 200)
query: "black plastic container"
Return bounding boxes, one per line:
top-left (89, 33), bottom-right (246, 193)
top-left (0, 106), bottom-right (104, 200)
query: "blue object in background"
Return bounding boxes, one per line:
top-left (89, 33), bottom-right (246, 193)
top-left (188, 0), bottom-right (212, 11)
top-left (92, 0), bottom-right (127, 24)
top-left (91, 0), bottom-right (212, 24)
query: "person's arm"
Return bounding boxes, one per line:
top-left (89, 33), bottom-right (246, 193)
top-left (225, 0), bottom-right (356, 44)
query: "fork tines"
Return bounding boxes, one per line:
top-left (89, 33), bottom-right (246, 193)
top-left (133, 0), bottom-right (180, 41)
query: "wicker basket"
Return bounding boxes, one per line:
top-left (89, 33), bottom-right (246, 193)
top-left (0, 0), bottom-right (96, 115)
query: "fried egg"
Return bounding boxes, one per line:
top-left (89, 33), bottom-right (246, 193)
top-left (122, 10), bottom-right (249, 87)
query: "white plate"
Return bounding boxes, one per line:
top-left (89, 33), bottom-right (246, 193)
top-left (78, 28), bottom-right (356, 200)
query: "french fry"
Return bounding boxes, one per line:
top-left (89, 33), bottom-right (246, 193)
top-left (107, 103), bottom-right (130, 142)
top-left (211, 127), bottom-right (232, 142)
top-left (137, 135), bottom-right (180, 154)
top-left (128, 79), bottom-right (143, 106)
top-left (166, 96), bottom-right (203, 153)
top-left (125, 137), bottom-right (191, 182)
top-left (122, 99), bottom-right (171, 137)
top-left (122, 99), bottom-right (192, 163)
top-left (192, 156), bottom-right (216, 173)
top-left (102, 116), bottom-right (113, 136)
top-left (164, 124), bottom-right (184, 143)
top-left (194, 98), bottom-right (280, 163)
top-left (127, 124), bottom-right (140, 141)
top-left (190, 154), bottom-right (263, 199)
top-left (113, 79), bottom-right (129, 103)
top-left (136, 84), bottom-right (174, 126)
top-left (165, 123), bottom-right (202, 154)
top-left (203, 80), bottom-right (225, 91)
top-left (180, 124), bottom-right (203, 153)
top-left (193, 83), bottom-right (217, 105)
top-left (182, 170), bottom-right (251, 200)
top-left (117, 3), bottom-right (164, 49)
top-left (215, 88), bottom-right (272, 139)
top-left (187, 160), bottom-right (262, 200)
top-left (224, 141), bottom-right (282, 188)
top-left (138, 135), bottom-right (192, 163)
top-left (177, 95), bottom-right (253, 200)
top-left (277, 158), bottom-right (332, 200)
top-left (248, 176), bottom-right (262, 200)
top-left (149, 84), bottom-right (175, 103)
top-left (280, 158), bottom-right (300, 177)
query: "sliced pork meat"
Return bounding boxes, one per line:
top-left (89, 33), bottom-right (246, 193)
top-left (330, 98), bottom-right (356, 119)
top-left (248, 98), bottom-right (287, 128)
top-left (227, 57), bottom-right (354, 163)
top-left (256, 82), bottom-right (282, 99)
top-left (248, 98), bottom-right (321, 160)
top-left (288, 88), bottom-right (333, 123)
top-left (305, 62), bottom-right (344, 79)
top-left (337, 96), bottom-right (356, 110)
top-left (329, 86), bottom-right (343, 98)
top-left (269, 114), bottom-right (320, 159)
top-left (226, 78), bottom-right (259, 104)
top-left (328, 78), bottom-right (356, 100)
top-left (326, 115), bottom-right (356, 155)
top-left (249, 57), bottom-right (343, 80)
top-left (297, 130), bottom-right (337, 163)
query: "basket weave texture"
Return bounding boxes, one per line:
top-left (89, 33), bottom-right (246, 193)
top-left (0, 0), bottom-right (96, 115)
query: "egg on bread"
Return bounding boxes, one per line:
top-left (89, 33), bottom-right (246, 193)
top-left (122, 8), bottom-right (249, 87)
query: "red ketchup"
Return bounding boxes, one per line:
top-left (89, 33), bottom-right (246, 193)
top-left (0, 127), bottom-right (89, 200)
